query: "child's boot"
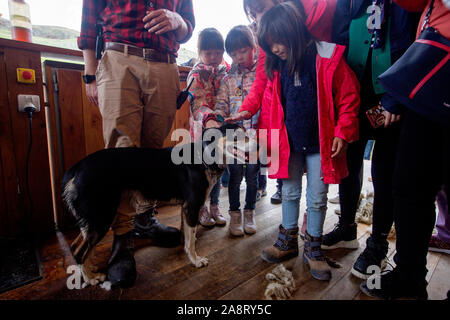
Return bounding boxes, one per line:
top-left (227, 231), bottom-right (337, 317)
top-left (199, 205), bottom-right (215, 227)
top-left (303, 232), bottom-right (331, 281)
top-left (261, 225), bottom-right (299, 263)
top-left (243, 209), bottom-right (257, 234)
top-left (229, 210), bottom-right (244, 236)
top-left (210, 204), bottom-right (226, 225)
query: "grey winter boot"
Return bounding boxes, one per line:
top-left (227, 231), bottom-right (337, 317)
top-left (303, 232), bottom-right (331, 281)
top-left (261, 225), bottom-right (299, 263)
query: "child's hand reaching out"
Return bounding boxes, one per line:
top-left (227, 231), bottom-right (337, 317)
top-left (225, 111), bottom-right (252, 123)
top-left (331, 137), bottom-right (348, 158)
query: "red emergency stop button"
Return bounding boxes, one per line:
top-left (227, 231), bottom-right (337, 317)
top-left (17, 68), bottom-right (36, 84)
top-left (22, 71), bottom-right (32, 80)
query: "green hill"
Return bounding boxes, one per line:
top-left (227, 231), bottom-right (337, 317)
top-left (0, 17), bottom-right (196, 63)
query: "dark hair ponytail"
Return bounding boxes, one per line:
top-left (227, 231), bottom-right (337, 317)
top-left (257, 1), bottom-right (311, 80)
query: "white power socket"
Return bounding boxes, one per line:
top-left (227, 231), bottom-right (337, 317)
top-left (18, 94), bottom-right (41, 112)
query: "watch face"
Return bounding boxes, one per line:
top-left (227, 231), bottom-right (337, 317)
top-left (83, 75), bottom-right (95, 83)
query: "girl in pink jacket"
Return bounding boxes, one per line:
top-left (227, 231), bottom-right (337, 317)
top-left (229, 1), bottom-right (360, 281)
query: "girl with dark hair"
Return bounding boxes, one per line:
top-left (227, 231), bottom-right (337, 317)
top-left (233, 0), bottom-right (337, 204)
top-left (231, 2), bottom-right (360, 281)
top-left (215, 25), bottom-right (260, 236)
top-left (187, 28), bottom-right (228, 228)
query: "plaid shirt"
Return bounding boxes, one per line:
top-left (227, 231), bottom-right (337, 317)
top-left (77, 0), bottom-right (195, 56)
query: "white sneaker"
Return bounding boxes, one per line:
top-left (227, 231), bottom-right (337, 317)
top-left (328, 195), bottom-right (340, 204)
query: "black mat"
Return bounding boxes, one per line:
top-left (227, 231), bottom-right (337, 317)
top-left (0, 237), bottom-right (43, 294)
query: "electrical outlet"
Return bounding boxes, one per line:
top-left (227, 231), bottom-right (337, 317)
top-left (17, 94), bottom-right (40, 112)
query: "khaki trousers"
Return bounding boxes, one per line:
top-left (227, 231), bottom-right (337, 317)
top-left (96, 47), bottom-right (180, 236)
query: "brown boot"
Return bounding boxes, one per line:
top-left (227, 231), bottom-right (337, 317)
top-left (229, 210), bottom-right (244, 236)
top-left (243, 209), bottom-right (257, 234)
top-left (261, 225), bottom-right (299, 263)
top-left (303, 232), bottom-right (331, 281)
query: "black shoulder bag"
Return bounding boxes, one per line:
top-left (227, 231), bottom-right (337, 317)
top-left (378, 0), bottom-right (450, 125)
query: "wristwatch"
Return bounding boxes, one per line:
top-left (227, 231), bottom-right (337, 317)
top-left (82, 74), bottom-right (96, 84)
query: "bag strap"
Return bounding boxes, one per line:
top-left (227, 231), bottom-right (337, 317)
top-left (421, 0), bottom-right (435, 32)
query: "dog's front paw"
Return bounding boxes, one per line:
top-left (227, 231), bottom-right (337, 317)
top-left (81, 264), bottom-right (106, 286)
top-left (194, 256), bottom-right (209, 268)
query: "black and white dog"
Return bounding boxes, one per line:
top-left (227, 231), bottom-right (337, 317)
top-left (62, 123), bottom-right (258, 285)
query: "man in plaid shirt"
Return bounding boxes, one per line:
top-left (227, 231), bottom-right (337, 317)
top-left (78, 0), bottom-right (195, 288)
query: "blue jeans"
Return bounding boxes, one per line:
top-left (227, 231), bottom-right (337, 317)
top-left (209, 180), bottom-right (221, 206)
top-left (221, 167), bottom-right (230, 187)
top-left (258, 166), bottom-right (267, 191)
top-left (364, 140), bottom-right (375, 160)
top-left (228, 164), bottom-right (260, 211)
top-left (281, 152), bottom-right (329, 237)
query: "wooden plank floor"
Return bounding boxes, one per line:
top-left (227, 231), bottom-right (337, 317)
top-left (1, 167), bottom-right (449, 300)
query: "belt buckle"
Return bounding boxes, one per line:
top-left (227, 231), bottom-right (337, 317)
top-left (143, 48), bottom-right (152, 61)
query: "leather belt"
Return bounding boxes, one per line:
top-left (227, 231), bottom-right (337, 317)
top-left (105, 42), bottom-right (176, 64)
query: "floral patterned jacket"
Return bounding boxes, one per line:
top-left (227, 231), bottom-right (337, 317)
top-left (215, 62), bottom-right (260, 130)
top-left (187, 62), bottom-right (228, 141)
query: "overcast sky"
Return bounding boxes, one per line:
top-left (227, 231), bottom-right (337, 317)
top-left (0, 0), bottom-right (250, 53)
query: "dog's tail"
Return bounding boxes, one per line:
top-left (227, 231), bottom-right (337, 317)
top-left (62, 164), bottom-right (81, 223)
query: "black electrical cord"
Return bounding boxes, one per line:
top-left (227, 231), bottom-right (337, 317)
top-left (24, 106), bottom-right (35, 234)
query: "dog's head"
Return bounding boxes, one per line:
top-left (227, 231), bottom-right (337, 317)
top-left (201, 123), bottom-right (259, 170)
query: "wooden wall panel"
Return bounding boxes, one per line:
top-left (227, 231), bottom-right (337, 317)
top-left (57, 69), bottom-right (87, 170)
top-left (0, 150), bottom-right (8, 236)
top-left (1, 47), bottom-right (53, 235)
top-left (0, 51), bottom-right (18, 237)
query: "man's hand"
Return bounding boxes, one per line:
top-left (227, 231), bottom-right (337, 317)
top-left (82, 49), bottom-right (99, 106)
top-left (85, 81), bottom-right (98, 106)
top-left (225, 111), bottom-right (252, 123)
top-left (143, 9), bottom-right (187, 40)
top-left (383, 109), bottom-right (401, 128)
top-left (331, 137), bottom-right (348, 159)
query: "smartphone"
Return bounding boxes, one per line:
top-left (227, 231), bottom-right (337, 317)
top-left (366, 105), bottom-right (386, 128)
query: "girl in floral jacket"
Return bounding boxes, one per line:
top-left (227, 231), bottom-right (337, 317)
top-left (187, 28), bottom-right (229, 227)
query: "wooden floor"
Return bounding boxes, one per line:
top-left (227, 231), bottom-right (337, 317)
top-left (1, 173), bottom-right (449, 300)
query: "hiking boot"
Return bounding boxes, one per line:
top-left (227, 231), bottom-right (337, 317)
top-left (303, 232), bottom-right (332, 281)
top-left (256, 189), bottom-right (267, 202)
top-left (271, 185), bottom-right (282, 204)
top-left (133, 209), bottom-right (182, 247)
top-left (199, 205), bottom-right (215, 227)
top-left (322, 223), bottom-right (359, 250)
top-left (210, 204), bottom-right (226, 225)
top-left (107, 232), bottom-right (137, 288)
top-left (360, 267), bottom-right (428, 300)
top-left (261, 225), bottom-right (299, 263)
top-left (229, 210), bottom-right (244, 236)
top-left (428, 235), bottom-right (450, 254)
top-left (243, 209), bottom-right (257, 234)
top-left (351, 236), bottom-right (389, 280)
